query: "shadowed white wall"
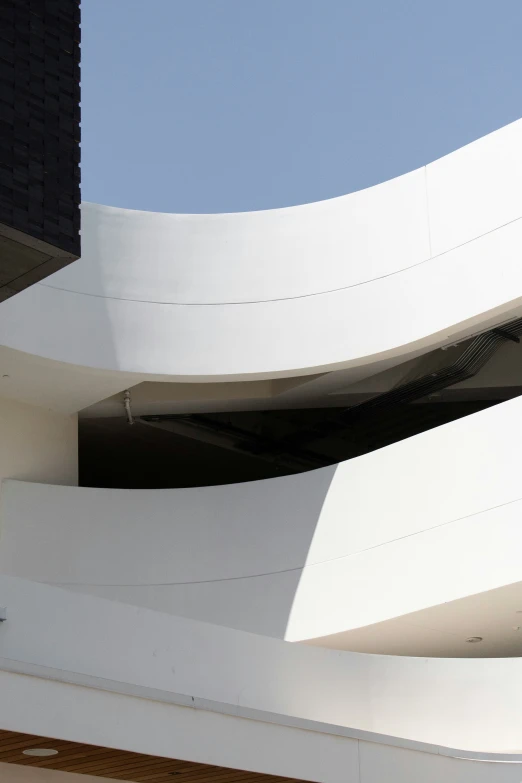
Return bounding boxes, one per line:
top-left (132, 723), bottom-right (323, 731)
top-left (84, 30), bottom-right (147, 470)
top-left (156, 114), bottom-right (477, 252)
top-left (2, 395), bottom-right (522, 641)
top-left (0, 121), bottom-right (521, 377)
top-left (2, 574), bottom-right (522, 766)
top-left (0, 396), bottom-right (77, 488)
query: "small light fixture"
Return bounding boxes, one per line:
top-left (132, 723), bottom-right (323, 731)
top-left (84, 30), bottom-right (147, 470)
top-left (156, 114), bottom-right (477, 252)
top-left (23, 749), bottom-right (59, 757)
top-left (465, 636), bottom-right (483, 643)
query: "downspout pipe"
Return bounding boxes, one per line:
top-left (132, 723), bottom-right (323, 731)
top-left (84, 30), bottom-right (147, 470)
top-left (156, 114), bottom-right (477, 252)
top-left (123, 389), bottom-right (134, 425)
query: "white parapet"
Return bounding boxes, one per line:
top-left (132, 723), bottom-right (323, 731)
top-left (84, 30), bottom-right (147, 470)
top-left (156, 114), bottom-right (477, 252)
top-left (1, 574), bottom-right (522, 772)
top-left (1, 394), bottom-right (522, 647)
top-left (0, 121), bottom-right (521, 379)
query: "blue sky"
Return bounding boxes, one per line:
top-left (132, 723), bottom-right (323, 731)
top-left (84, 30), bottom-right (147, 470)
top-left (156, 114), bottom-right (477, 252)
top-left (81, 0), bottom-right (522, 213)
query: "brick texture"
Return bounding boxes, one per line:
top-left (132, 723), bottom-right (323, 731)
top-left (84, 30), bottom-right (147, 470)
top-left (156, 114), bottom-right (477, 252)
top-left (0, 0), bottom-right (80, 258)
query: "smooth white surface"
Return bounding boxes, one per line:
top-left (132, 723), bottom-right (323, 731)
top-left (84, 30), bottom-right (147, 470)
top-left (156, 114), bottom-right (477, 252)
top-left (426, 117), bottom-right (522, 255)
top-left (0, 345), bottom-right (145, 415)
top-left (2, 676), bottom-right (520, 783)
top-left (0, 396), bottom-right (77, 488)
top-left (48, 169), bottom-right (431, 303)
top-left (3, 395), bottom-right (522, 642)
top-left (2, 118), bottom-right (522, 783)
top-left (0, 672), bottom-right (357, 783)
top-left (2, 574), bottom-right (522, 758)
top-left (308, 580), bottom-right (522, 657)
top-left (0, 121), bottom-right (521, 377)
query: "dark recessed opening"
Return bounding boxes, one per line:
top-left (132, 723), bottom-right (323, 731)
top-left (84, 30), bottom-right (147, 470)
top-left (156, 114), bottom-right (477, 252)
top-left (79, 320), bottom-right (522, 489)
top-left (79, 399), bottom-right (498, 489)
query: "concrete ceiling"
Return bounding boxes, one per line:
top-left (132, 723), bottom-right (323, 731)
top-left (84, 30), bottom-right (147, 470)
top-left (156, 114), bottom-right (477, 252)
top-left (0, 345), bottom-right (143, 415)
top-left (80, 334), bottom-right (522, 420)
top-left (1, 303), bottom-right (522, 419)
top-left (307, 581), bottom-right (522, 658)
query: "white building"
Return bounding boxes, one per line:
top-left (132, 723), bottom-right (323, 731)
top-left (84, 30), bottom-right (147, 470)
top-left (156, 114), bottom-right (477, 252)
top-left (1, 120), bottom-right (522, 782)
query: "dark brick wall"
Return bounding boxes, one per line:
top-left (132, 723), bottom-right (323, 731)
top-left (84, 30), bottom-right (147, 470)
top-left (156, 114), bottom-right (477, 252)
top-left (0, 0), bottom-right (80, 258)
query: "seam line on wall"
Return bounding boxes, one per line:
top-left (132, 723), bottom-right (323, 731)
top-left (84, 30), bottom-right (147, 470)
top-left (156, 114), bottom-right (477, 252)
top-left (36, 214), bottom-right (522, 307)
top-left (42, 494), bottom-right (522, 588)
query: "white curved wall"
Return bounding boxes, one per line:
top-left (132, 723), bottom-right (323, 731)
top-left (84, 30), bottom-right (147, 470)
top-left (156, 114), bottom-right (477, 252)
top-left (0, 120), bottom-right (521, 377)
top-left (2, 575), bottom-right (522, 783)
top-left (1, 121), bottom-right (522, 783)
top-left (3, 394), bottom-right (522, 642)
top-left (4, 574), bottom-right (522, 757)
top-left (45, 168), bottom-right (432, 304)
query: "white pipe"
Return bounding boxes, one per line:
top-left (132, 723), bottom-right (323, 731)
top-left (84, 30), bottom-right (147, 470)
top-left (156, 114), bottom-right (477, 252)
top-left (123, 390), bottom-right (134, 425)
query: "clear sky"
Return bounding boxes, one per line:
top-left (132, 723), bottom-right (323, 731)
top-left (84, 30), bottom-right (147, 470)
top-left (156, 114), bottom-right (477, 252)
top-left (81, 0), bottom-right (522, 213)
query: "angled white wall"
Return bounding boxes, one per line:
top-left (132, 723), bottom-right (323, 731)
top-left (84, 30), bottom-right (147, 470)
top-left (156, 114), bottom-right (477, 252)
top-left (0, 396), bottom-right (77, 488)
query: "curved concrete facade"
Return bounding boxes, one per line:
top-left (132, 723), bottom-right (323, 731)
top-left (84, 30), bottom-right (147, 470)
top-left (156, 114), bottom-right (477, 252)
top-left (2, 120), bottom-right (522, 783)
top-left (2, 394), bottom-right (522, 645)
top-left (0, 120), bottom-right (521, 377)
top-left (1, 575), bottom-right (522, 782)
top-left (5, 571), bottom-right (522, 754)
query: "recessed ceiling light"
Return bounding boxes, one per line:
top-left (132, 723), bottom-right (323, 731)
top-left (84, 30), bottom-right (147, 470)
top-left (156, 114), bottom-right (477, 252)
top-left (465, 636), bottom-right (483, 643)
top-left (23, 749), bottom-right (59, 757)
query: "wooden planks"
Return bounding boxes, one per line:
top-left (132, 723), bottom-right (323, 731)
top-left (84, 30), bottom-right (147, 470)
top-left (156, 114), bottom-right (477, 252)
top-left (0, 730), bottom-right (302, 783)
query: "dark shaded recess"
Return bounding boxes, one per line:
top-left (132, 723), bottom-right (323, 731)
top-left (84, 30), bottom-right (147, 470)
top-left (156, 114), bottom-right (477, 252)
top-left (80, 307), bottom-right (522, 490)
top-left (80, 400), bottom-right (496, 489)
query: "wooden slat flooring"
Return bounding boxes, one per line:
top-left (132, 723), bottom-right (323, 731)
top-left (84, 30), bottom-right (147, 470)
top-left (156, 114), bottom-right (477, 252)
top-left (0, 731), bottom-right (302, 783)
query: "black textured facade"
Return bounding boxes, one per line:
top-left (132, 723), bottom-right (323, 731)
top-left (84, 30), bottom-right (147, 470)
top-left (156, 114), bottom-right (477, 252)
top-left (0, 0), bottom-right (80, 300)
